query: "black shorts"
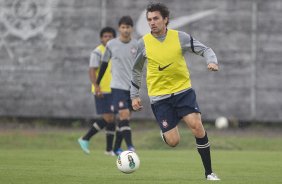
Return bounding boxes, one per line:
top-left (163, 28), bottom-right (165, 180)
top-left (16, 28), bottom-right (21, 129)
top-left (94, 93), bottom-right (113, 114)
top-left (111, 88), bottom-right (132, 112)
top-left (151, 88), bottom-right (201, 133)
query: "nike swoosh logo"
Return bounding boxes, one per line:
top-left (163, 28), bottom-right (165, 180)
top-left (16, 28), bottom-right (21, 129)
top-left (158, 63), bottom-right (172, 71)
top-left (136, 9), bottom-right (217, 36)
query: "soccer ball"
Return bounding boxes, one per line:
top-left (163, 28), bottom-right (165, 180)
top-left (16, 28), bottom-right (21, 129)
top-left (116, 151), bottom-right (140, 174)
top-left (215, 116), bottom-right (229, 129)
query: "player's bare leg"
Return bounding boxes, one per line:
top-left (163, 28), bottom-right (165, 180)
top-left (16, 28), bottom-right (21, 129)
top-left (183, 113), bottom-right (220, 180)
top-left (103, 113), bottom-right (115, 123)
top-left (119, 109), bottom-right (130, 121)
top-left (183, 113), bottom-right (205, 137)
top-left (163, 127), bottom-right (180, 147)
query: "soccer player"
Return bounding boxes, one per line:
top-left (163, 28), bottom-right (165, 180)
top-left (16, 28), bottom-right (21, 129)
top-left (130, 3), bottom-right (220, 181)
top-left (96, 16), bottom-right (138, 155)
top-left (78, 27), bottom-right (116, 156)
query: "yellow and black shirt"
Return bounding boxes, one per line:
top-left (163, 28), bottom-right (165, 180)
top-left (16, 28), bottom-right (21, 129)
top-left (130, 29), bottom-right (218, 103)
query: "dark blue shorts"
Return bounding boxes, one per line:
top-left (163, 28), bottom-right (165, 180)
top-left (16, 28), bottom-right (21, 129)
top-left (94, 93), bottom-right (113, 114)
top-left (151, 88), bottom-right (201, 133)
top-left (111, 88), bottom-right (132, 112)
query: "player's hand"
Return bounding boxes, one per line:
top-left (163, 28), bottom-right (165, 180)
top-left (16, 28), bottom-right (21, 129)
top-left (207, 63), bottom-right (219, 71)
top-left (132, 97), bottom-right (143, 111)
top-left (95, 85), bottom-right (103, 98)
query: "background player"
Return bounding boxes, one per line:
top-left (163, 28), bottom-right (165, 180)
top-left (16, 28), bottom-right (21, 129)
top-left (96, 16), bottom-right (138, 155)
top-left (130, 3), bottom-right (220, 180)
top-left (78, 27), bottom-right (116, 156)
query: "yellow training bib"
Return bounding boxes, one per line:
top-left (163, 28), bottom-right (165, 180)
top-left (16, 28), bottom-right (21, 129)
top-left (143, 29), bottom-right (191, 96)
top-left (91, 44), bottom-right (112, 93)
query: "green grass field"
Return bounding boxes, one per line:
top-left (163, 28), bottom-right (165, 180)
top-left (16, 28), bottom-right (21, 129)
top-left (0, 121), bottom-right (282, 184)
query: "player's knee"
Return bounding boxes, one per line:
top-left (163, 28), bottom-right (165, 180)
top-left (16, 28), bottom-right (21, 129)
top-left (166, 137), bottom-right (180, 147)
top-left (192, 125), bottom-right (202, 133)
top-left (167, 140), bottom-right (179, 147)
top-left (191, 125), bottom-right (205, 138)
top-left (190, 121), bottom-right (203, 131)
top-left (104, 116), bottom-right (114, 123)
top-left (119, 110), bottom-right (130, 120)
top-left (119, 116), bottom-right (129, 121)
top-left (119, 115), bottom-right (129, 121)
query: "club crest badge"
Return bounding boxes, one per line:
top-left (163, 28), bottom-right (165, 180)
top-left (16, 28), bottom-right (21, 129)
top-left (110, 105), bottom-right (115, 112)
top-left (119, 101), bottom-right (124, 108)
top-left (130, 47), bottom-right (137, 56)
top-left (162, 120), bottom-right (168, 129)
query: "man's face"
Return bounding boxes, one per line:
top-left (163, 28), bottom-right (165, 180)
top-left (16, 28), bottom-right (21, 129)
top-left (101, 32), bottom-right (114, 45)
top-left (118, 24), bottom-right (133, 38)
top-left (147, 11), bottom-right (168, 34)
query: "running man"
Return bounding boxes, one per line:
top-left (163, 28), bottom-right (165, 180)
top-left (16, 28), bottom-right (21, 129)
top-left (130, 3), bottom-right (220, 180)
top-left (96, 16), bottom-right (138, 155)
top-left (78, 27), bottom-right (116, 156)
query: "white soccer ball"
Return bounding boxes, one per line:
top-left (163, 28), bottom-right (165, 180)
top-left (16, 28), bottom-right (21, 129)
top-left (215, 116), bottom-right (229, 129)
top-left (116, 151), bottom-right (140, 174)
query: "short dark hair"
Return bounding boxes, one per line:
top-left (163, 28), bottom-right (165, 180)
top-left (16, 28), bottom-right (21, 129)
top-left (118, 16), bottom-right (134, 27)
top-left (100, 27), bottom-right (116, 38)
top-left (146, 2), bottom-right (170, 26)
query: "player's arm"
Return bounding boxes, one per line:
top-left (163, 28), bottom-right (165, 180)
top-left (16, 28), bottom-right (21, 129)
top-left (89, 67), bottom-right (103, 96)
top-left (89, 50), bottom-right (103, 96)
top-left (131, 39), bottom-right (146, 111)
top-left (89, 67), bottom-right (98, 85)
top-left (180, 31), bottom-right (219, 71)
top-left (96, 45), bottom-right (111, 87)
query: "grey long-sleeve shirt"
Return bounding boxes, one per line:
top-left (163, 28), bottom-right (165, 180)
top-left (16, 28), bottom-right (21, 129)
top-left (130, 30), bottom-right (218, 104)
top-left (99, 38), bottom-right (138, 91)
top-left (89, 46), bottom-right (103, 68)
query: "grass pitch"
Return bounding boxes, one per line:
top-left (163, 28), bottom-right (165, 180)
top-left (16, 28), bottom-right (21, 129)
top-left (0, 149), bottom-right (281, 184)
top-left (0, 122), bottom-right (282, 184)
